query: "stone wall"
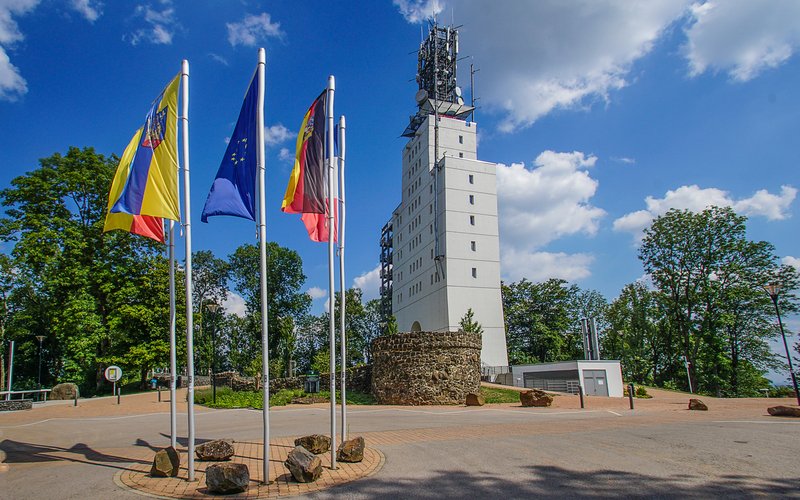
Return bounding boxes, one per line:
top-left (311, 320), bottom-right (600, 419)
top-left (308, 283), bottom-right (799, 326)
top-left (0, 399), bottom-right (33, 411)
top-left (371, 332), bottom-right (481, 405)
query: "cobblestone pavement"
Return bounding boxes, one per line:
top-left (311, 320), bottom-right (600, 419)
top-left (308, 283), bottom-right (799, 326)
top-left (1, 387), bottom-right (799, 499)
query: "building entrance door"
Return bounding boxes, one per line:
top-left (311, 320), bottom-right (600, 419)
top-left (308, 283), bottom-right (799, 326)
top-left (582, 369), bottom-right (609, 396)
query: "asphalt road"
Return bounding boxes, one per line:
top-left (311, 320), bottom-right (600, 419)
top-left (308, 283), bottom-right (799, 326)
top-left (1, 393), bottom-right (799, 499)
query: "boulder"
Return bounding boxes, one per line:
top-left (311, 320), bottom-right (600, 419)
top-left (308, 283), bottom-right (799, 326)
top-left (294, 434), bottom-right (330, 455)
top-left (688, 398), bottom-right (708, 411)
top-left (205, 462), bottom-right (249, 494)
top-left (284, 446), bottom-right (322, 483)
top-left (767, 405), bottom-right (800, 417)
top-left (150, 447), bottom-right (180, 477)
top-left (465, 392), bottom-right (485, 406)
top-left (50, 383), bottom-right (79, 400)
top-left (337, 436), bottom-right (365, 463)
top-left (195, 439), bottom-right (235, 461)
top-left (520, 389), bottom-right (553, 407)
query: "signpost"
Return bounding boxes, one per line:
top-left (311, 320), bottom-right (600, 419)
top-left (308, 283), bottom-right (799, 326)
top-left (105, 365), bottom-right (122, 404)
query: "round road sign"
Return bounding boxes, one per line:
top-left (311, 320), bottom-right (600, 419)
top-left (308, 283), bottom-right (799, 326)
top-left (104, 365), bottom-right (123, 382)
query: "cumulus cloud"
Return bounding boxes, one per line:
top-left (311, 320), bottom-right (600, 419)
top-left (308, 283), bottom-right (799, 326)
top-left (500, 249), bottom-right (594, 283)
top-left (396, 0), bottom-right (688, 130)
top-left (353, 264), bottom-right (381, 301)
top-left (495, 150), bottom-right (605, 282)
top-left (783, 256), bottom-right (800, 271)
top-left (306, 286), bottom-right (327, 300)
top-left (684, 0), bottom-right (800, 82)
top-left (222, 292), bottom-right (246, 317)
top-left (613, 184), bottom-right (797, 240)
top-left (278, 147), bottom-right (292, 161)
top-left (0, 0), bottom-right (39, 101)
top-left (227, 13), bottom-right (283, 47)
top-left (127, 2), bottom-right (176, 46)
top-left (264, 124), bottom-right (293, 146)
top-left (70, 0), bottom-right (102, 22)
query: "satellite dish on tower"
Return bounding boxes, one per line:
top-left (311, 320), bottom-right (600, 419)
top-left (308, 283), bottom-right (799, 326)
top-left (415, 89), bottom-right (429, 104)
top-left (454, 86), bottom-right (462, 97)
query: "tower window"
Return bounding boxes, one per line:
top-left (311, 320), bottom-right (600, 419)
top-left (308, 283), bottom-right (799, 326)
top-left (459, 135), bottom-right (464, 144)
top-left (470, 241), bottom-right (476, 251)
top-left (472, 267), bottom-right (477, 278)
top-left (459, 152), bottom-right (463, 158)
top-left (468, 174), bottom-right (474, 184)
top-left (469, 194), bottom-right (474, 205)
top-left (469, 215), bottom-right (475, 225)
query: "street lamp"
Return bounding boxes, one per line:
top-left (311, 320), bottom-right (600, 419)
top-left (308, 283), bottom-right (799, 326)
top-left (205, 302), bottom-right (220, 404)
top-left (764, 283), bottom-right (800, 406)
top-left (35, 335), bottom-right (44, 401)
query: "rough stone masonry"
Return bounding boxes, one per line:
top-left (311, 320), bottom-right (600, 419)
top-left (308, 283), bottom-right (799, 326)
top-left (371, 331), bottom-right (481, 405)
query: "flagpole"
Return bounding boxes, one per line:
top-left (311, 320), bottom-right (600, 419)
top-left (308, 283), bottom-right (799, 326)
top-left (326, 75), bottom-right (337, 470)
top-left (256, 47), bottom-right (271, 485)
top-left (168, 220), bottom-right (177, 449)
top-left (337, 115), bottom-right (347, 443)
top-left (180, 59), bottom-right (197, 482)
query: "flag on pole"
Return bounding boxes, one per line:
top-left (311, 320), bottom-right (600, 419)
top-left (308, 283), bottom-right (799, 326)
top-left (282, 91), bottom-right (337, 242)
top-left (108, 75), bottom-right (181, 221)
top-left (200, 73), bottom-right (259, 222)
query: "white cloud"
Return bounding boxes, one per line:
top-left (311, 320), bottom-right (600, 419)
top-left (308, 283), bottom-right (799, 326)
top-left (222, 292), bottom-right (246, 318)
top-left (127, 3), bottom-right (176, 46)
top-left (497, 151), bottom-right (605, 249)
top-left (611, 157), bottom-right (636, 165)
top-left (306, 286), bottom-right (327, 300)
top-left (783, 256), bottom-right (800, 271)
top-left (500, 249), bottom-right (594, 283)
top-left (353, 264), bottom-right (381, 301)
top-left (0, 0), bottom-right (39, 101)
top-left (495, 150), bottom-right (605, 283)
top-left (208, 52), bottom-right (228, 66)
top-left (614, 184), bottom-right (797, 240)
top-left (684, 0), bottom-right (800, 82)
top-left (70, 0), bottom-right (102, 22)
top-left (393, 0), bottom-right (442, 23)
top-left (265, 124), bottom-right (293, 146)
top-left (227, 12), bottom-right (283, 47)
top-left (396, 0), bottom-right (688, 130)
top-left (278, 147), bottom-right (292, 161)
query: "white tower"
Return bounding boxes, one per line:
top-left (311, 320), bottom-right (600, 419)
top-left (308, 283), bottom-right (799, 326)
top-left (380, 24), bottom-right (509, 367)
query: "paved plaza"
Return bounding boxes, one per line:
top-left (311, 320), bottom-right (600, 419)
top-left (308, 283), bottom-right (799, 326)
top-left (1, 387), bottom-right (799, 499)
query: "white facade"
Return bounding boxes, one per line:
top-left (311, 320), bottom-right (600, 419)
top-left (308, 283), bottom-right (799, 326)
top-left (391, 115), bottom-right (509, 366)
top-left (510, 361), bottom-right (624, 397)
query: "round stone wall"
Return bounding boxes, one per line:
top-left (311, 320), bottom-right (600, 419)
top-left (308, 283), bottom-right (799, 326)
top-left (371, 331), bottom-right (481, 405)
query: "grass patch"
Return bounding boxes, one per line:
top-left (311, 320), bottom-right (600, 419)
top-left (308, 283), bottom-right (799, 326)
top-left (195, 387), bottom-right (375, 409)
top-left (480, 386), bottom-right (522, 404)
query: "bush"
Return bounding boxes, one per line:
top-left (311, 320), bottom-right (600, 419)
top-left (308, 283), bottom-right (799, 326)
top-left (194, 387), bottom-right (375, 409)
top-left (480, 386), bottom-right (522, 404)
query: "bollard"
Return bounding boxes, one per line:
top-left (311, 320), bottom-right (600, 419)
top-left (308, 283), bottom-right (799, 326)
top-left (74, 390), bottom-right (78, 407)
top-left (117, 387), bottom-right (121, 405)
top-left (578, 386), bottom-right (585, 409)
top-left (628, 383), bottom-right (635, 410)
top-left (158, 386), bottom-right (161, 402)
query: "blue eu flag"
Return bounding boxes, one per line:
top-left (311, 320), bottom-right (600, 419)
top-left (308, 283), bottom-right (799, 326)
top-left (201, 74), bottom-right (258, 222)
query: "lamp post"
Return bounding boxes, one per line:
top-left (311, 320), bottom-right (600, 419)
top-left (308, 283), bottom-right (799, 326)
top-left (206, 302), bottom-right (220, 404)
top-left (765, 283), bottom-right (800, 406)
top-left (35, 335), bottom-right (44, 401)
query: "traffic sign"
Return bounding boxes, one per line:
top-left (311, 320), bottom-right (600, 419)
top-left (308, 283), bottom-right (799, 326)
top-left (104, 365), bottom-right (122, 382)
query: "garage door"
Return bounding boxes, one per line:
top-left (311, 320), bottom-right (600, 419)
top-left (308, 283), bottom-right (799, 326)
top-left (582, 369), bottom-right (609, 396)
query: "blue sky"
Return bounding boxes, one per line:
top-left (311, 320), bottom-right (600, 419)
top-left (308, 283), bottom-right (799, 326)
top-left (1, 1), bottom-right (798, 361)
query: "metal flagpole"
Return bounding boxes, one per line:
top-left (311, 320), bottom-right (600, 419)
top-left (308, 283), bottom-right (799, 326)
top-left (337, 115), bottom-right (347, 443)
top-left (180, 59), bottom-right (197, 482)
top-left (256, 47), bottom-right (271, 485)
top-left (326, 75), bottom-right (337, 470)
top-left (168, 220), bottom-right (177, 449)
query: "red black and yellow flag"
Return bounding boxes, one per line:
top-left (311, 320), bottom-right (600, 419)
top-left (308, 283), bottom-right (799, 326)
top-left (282, 91), bottom-right (336, 242)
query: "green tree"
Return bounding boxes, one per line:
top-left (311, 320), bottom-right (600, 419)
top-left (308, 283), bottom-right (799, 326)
top-left (228, 242), bottom-right (310, 365)
top-left (639, 206), bottom-right (797, 395)
top-left (0, 147), bottom-right (178, 393)
top-left (459, 308), bottom-right (484, 334)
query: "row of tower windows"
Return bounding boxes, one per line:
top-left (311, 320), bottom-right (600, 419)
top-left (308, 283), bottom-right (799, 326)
top-left (407, 195), bottom-right (421, 215)
top-left (409, 280), bottom-right (423, 298)
top-left (409, 256), bottom-right (423, 274)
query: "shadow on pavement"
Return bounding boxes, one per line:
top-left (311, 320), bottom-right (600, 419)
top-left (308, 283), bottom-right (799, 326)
top-left (0, 439), bottom-right (150, 472)
top-left (314, 465), bottom-right (797, 498)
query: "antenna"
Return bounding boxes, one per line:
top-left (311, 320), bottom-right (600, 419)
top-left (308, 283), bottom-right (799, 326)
top-left (470, 61), bottom-right (480, 122)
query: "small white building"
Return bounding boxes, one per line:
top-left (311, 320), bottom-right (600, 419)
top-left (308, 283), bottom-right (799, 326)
top-left (510, 360), bottom-right (624, 397)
